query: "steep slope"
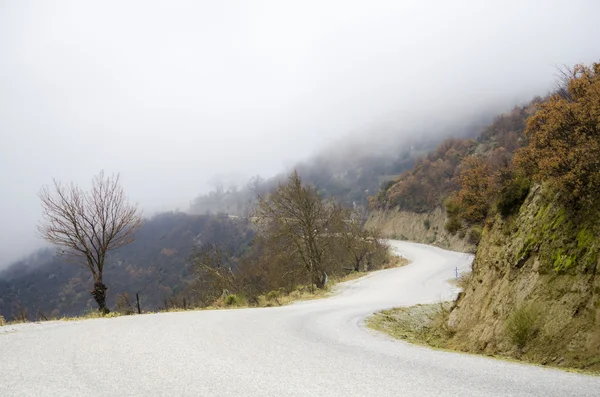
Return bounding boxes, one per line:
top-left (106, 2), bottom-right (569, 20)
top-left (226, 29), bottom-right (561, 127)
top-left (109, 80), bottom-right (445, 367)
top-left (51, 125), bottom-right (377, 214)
top-left (444, 63), bottom-right (600, 371)
top-left (367, 101), bottom-right (539, 251)
top-left (447, 185), bottom-right (600, 371)
top-left (367, 62), bottom-right (600, 371)
top-left (365, 206), bottom-right (475, 252)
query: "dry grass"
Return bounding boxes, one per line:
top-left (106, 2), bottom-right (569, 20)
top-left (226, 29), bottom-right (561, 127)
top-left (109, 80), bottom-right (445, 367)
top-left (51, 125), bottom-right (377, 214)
top-left (3, 254), bottom-right (411, 325)
top-left (367, 302), bottom-right (454, 349)
top-left (447, 271), bottom-right (471, 290)
top-left (367, 302), bottom-right (600, 376)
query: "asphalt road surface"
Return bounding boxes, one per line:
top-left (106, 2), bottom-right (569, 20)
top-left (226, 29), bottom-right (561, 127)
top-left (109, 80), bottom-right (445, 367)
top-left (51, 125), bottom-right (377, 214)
top-left (2, 241), bottom-right (599, 396)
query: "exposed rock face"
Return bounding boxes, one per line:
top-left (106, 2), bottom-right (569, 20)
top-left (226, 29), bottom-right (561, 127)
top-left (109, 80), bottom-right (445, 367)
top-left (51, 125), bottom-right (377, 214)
top-left (447, 185), bottom-right (600, 371)
top-left (366, 206), bottom-right (475, 253)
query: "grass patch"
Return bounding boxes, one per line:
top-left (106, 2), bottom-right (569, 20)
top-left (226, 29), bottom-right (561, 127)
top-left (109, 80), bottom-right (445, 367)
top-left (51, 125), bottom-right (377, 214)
top-left (60, 309), bottom-right (125, 321)
top-left (367, 302), bottom-right (454, 348)
top-left (368, 302), bottom-right (600, 375)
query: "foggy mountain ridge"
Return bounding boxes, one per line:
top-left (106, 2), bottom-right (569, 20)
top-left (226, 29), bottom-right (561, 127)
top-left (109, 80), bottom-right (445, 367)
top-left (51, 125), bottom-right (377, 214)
top-left (0, 90), bottom-right (571, 320)
top-left (187, 110), bottom-right (504, 216)
top-left (0, 101), bottom-right (523, 281)
top-left (0, 105), bottom-right (505, 284)
top-left (2, 1), bottom-right (600, 267)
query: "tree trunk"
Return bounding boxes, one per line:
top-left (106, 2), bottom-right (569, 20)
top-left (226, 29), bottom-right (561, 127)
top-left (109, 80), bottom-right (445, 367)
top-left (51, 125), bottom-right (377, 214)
top-left (91, 281), bottom-right (110, 314)
top-left (313, 270), bottom-right (328, 289)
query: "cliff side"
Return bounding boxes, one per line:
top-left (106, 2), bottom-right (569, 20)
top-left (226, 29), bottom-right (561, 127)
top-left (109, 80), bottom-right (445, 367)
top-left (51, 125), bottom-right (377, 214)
top-left (366, 207), bottom-right (475, 253)
top-left (447, 185), bottom-right (600, 371)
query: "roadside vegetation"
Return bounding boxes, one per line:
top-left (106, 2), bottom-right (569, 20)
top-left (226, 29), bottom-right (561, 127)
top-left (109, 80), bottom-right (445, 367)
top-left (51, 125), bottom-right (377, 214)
top-left (1, 255), bottom-right (408, 327)
top-left (368, 61), bottom-right (600, 375)
top-left (189, 171), bottom-right (395, 309)
top-left (367, 303), bottom-right (454, 349)
top-left (37, 171), bottom-right (143, 314)
top-left (1, 171), bottom-right (400, 324)
top-left (368, 301), bottom-right (599, 375)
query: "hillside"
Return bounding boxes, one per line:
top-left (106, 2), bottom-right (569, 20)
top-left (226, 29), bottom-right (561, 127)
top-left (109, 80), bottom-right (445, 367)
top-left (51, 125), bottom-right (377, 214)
top-left (188, 140), bottom-right (434, 216)
top-left (0, 212), bottom-right (254, 320)
top-left (444, 62), bottom-right (600, 370)
top-left (187, 119), bottom-right (493, 217)
top-left (446, 184), bottom-right (600, 371)
top-left (366, 99), bottom-right (541, 251)
top-left (369, 62), bottom-right (600, 371)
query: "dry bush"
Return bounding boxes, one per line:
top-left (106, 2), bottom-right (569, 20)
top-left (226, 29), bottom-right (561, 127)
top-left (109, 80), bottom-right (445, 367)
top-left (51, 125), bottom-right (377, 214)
top-left (505, 305), bottom-right (540, 350)
top-left (115, 292), bottom-right (135, 315)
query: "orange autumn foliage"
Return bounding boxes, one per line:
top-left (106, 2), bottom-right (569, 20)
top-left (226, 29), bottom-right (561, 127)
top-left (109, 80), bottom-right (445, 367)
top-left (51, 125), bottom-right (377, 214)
top-left (516, 63), bottom-right (600, 207)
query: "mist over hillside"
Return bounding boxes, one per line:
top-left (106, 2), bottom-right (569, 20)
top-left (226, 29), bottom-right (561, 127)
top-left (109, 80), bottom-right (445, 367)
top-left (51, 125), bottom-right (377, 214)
top-left (189, 113), bottom-right (496, 215)
top-left (2, 1), bottom-right (599, 268)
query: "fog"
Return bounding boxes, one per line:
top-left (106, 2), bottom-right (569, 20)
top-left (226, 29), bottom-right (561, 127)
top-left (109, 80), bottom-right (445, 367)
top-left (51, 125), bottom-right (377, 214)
top-left (1, 0), bottom-right (599, 268)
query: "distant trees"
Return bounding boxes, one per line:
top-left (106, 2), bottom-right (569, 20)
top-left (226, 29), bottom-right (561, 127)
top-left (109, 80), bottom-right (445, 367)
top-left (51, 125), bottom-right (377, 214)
top-left (187, 171), bottom-right (391, 306)
top-left (440, 61), bottom-right (600, 239)
top-left (454, 156), bottom-right (493, 224)
top-left (372, 138), bottom-right (478, 212)
top-left (38, 171), bottom-right (142, 313)
top-left (371, 103), bottom-right (537, 216)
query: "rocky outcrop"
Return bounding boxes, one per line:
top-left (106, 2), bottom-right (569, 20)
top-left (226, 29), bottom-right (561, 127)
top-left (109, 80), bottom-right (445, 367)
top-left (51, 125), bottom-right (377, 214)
top-left (447, 185), bottom-right (600, 371)
top-left (366, 206), bottom-right (475, 253)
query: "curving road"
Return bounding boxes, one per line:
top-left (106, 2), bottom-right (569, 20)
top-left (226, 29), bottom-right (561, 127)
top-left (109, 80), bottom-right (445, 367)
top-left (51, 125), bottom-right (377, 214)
top-left (1, 241), bottom-right (599, 396)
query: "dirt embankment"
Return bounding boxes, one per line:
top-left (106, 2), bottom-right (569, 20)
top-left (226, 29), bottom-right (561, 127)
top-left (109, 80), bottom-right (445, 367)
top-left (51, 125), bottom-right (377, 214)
top-left (366, 206), bottom-right (475, 253)
top-left (447, 185), bottom-right (600, 372)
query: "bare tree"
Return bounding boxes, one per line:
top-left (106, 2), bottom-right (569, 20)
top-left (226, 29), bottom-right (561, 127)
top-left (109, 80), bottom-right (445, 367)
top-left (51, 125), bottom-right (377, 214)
top-left (38, 171), bottom-right (142, 313)
top-left (553, 64), bottom-right (574, 102)
top-left (191, 243), bottom-right (237, 305)
top-left (343, 217), bottom-right (389, 272)
top-left (255, 171), bottom-right (347, 289)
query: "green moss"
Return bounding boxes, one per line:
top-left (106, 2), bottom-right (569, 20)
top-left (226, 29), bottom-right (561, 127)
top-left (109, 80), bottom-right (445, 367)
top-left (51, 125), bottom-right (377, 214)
top-left (514, 194), bottom-right (599, 273)
top-left (576, 228), bottom-right (598, 271)
top-left (516, 235), bottom-right (536, 264)
top-left (552, 250), bottom-right (577, 272)
top-left (550, 209), bottom-right (566, 230)
top-left (577, 228), bottom-right (592, 247)
top-left (535, 203), bottom-right (550, 220)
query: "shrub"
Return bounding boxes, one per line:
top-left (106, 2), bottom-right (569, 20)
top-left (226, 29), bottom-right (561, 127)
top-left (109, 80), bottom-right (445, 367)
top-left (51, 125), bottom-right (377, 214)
top-left (424, 219), bottom-right (431, 230)
top-left (505, 306), bottom-right (539, 349)
top-left (445, 216), bottom-right (462, 235)
top-left (224, 294), bottom-right (239, 306)
top-left (497, 175), bottom-right (531, 217)
top-left (444, 194), bottom-right (461, 217)
top-left (467, 226), bottom-right (482, 245)
top-left (0, 315), bottom-right (5, 326)
top-left (115, 292), bottom-right (135, 315)
top-left (455, 156), bottom-right (493, 224)
top-left (265, 290), bottom-right (282, 303)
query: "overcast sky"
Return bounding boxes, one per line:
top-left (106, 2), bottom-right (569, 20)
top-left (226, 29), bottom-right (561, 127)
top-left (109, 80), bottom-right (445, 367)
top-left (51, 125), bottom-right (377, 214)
top-left (1, 0), bottom-right (599, 268)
